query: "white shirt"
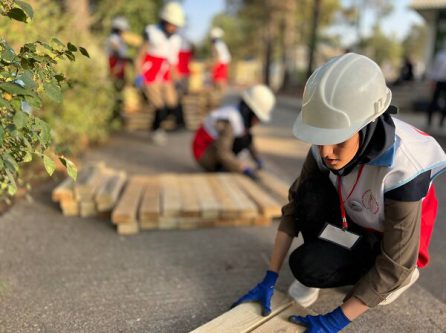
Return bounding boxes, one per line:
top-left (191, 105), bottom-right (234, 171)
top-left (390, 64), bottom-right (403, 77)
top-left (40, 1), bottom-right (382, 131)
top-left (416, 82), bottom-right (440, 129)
top-left (145, 24), bottom-right (181, 65)
top-left (203, 105), bottom-right (245, 138)
top-left (213, 40), bottom-right (231, 64)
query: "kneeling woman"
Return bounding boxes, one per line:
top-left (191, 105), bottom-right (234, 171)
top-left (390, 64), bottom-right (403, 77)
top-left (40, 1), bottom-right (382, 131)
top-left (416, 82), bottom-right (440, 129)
top-left (231, 53), bottom-right (446, 332)
top-left (192, 85), bottom-right (275, 179)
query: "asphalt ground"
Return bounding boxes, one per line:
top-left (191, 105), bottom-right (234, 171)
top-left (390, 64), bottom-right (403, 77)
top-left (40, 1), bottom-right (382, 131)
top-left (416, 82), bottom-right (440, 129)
top-left (0, 92), bottom-right (445, 332)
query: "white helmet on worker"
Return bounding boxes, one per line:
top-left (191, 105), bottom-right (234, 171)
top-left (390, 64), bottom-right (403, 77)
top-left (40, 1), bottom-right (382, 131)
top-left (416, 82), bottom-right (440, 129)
top-left (160, 2), bottom-right (185, 27)
top-left (210, 27), bottom-right (224, 39)
top-left (242, 84), bottom-right (276, 122)
top-left (111, 17), bottom-right (129, 31)
top-left (293, 52), bottom-right (392, 145)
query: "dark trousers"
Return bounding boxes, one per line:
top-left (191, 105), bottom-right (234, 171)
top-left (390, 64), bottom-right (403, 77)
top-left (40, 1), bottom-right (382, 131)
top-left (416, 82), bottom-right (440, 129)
top-left (427, 81), bottom-right (446, 127)
top-left (289, 175), bottom-right (381, 288)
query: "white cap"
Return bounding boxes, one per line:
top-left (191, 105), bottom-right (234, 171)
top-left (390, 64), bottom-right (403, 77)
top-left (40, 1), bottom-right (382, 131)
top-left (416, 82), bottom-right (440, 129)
top-left (111, 17), bottom-right (129, 31)
top-left (242, 84), bottom-right (276, 122)
top-left (210, 27), bottom-right (224, 39)
top-left (293, 53), bottom-right (392, 145)
top-left (160, 2), bottom-right (185, 27)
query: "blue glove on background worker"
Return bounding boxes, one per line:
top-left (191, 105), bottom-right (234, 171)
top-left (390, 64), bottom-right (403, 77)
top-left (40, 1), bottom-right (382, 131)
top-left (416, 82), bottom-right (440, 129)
top-left (230, 270), bottom-right (278, 316)
top-left (243, 167), bottom-right (258, 180)
top-left (134, 74), bottom-right (144, 88)
top-left (289, 307), bottom-right (350, 333)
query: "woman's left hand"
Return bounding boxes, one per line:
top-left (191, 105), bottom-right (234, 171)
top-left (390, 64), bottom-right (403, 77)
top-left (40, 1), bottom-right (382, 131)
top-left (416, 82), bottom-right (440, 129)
top-left (288, 307), bottom-right (350, 333)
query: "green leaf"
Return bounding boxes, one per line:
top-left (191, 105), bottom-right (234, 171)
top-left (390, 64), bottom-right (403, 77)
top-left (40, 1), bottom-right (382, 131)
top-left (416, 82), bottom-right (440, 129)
top-left (79, 47), bottom-right (90, 58)
top-left (59, 156), bottom-right (77, 181)
top-left (18, 71), bottom-right (36, 89)
top-left (0, 127), bottom-right (4, 145)
top-left (15, 1), bottom-right (34, 20)
top-left (0, 98), bottom-right (10, 108)
top-left (0, 82), bottom-right (29, 95)
top-left (64, 51), bottom-right (75, 61)
top-left (13, 110), bottom-right (27, 129)
top-left (51, 38), bottom-right (65, 47)
top-left (43, 155), bottom-right (56, 176)
top-left (54, 74), bottom-right (65, 82)
top-left (3, 153), bottom-right (19, 172)
top-left (67, 42), bottom-right (77, 52)
top-left (23, 152), bottom-right (32, 163)
top-left (2, 48), bottom-right (16, 63)
top-left (24, 94), bottom-right (41, 108)
top-left (6, 8), bottom-right (27, 22)
top-left (43, 83), bottom-right (62, 103)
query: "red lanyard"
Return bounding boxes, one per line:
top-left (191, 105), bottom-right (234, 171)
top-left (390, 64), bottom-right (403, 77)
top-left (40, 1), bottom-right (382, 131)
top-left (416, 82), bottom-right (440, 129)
top-left (337, 164), bottom-right (364, 230)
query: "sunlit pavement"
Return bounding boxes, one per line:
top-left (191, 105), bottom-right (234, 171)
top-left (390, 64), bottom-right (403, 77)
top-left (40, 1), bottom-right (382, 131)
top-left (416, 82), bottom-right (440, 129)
top-left (0, 91), bottom-right (445, 332)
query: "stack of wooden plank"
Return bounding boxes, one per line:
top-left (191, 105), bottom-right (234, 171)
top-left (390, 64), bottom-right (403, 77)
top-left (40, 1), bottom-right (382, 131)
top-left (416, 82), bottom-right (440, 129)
top-left (52, 163), bottom-right (127, 217)
top-left (111, 172), bottom-right (288, 235)
top-left (121, 86), bottom-right (155, 131)
top-left (191, 291), bottom-right (309, 332)
top-left (181, 93), bottom-right (209, 130)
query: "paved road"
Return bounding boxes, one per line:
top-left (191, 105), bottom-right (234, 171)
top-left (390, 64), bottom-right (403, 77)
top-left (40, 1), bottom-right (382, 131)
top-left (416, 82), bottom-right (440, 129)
top-left (0, 93), bottom-right (445, 332)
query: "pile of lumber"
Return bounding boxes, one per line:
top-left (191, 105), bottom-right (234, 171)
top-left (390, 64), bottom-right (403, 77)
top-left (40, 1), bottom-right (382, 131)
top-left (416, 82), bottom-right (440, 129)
top-left (111, 173), bottom-right (288, 235)
top-left (182, 93), bottom-right (209, 130)
top-left (52, 163), bottom-right (127, 217)
top-left (121, 86), bottom-right (155, 131)
top-left (191, 291), bottom-right (309, 332)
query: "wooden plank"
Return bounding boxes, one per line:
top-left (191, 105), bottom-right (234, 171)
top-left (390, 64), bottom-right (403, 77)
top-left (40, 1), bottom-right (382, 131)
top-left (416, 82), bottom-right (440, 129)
top-left (178, 176), bottom-right (201, 217)
top-left (111, 176), bottom-right (145, 224)
top-left (74, 163), bottom-right (105, 200)
top-left (96, 171), bottom-right (127, 212)
top-left (258, 171), bottom-right (290, 204)
top-left (60, 199), bottom-right (79, 216)
top-left (80, 201), bottom-right (97, 218)
top-left (190, 291), bottom-right (294, 333)
top-left (117, 223), bottom-right (139, 235)
top-left (139, 177), bottom-right (161, 229)
top-left (235, 175), bottom-right (282, 218)
top-left (250, 304), bottom-right (310, 333)
top-left (159, 174), bottom-right (182, 229)
top-left (52, 177), bottom-right (75, 202)
top-left (207, 175), bottom-right (242, 221)
top-left (191, 175), bottom-right (220, 219)
top-left (218, 174), bottom-right (258, 219)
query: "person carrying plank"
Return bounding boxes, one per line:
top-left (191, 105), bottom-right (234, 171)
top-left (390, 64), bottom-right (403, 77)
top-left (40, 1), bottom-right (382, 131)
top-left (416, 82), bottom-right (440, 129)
top-left (107, 16), bottom-right (132, 122)
top-left (192, 84), bottom-right (275, 180)
top-left (231, 53), bottom-right (446, 332)
top-left (135, 2), bottom-right (185, 144)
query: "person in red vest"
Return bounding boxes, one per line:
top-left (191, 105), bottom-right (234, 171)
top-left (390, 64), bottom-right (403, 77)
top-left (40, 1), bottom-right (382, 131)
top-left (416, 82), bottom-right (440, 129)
top-left (192, 85), bottom-right (275, 179)
top-left (107, 16), bottom-right (132, 122)
top-left (210, 27), bottom-right (231, 93)
top-left (231, 53), bottom-right (446, 332)
top-left (135, 2), bottom-right (185, 144)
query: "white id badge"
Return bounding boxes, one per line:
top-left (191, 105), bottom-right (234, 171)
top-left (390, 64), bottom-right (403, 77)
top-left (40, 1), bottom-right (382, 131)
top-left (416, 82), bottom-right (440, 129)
top-left (318, 223), bottom-right (361, 250)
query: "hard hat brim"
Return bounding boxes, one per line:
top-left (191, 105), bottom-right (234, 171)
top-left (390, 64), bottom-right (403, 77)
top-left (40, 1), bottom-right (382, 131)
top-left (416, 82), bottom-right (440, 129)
top-left (293, 111), bottom-right (366, 145)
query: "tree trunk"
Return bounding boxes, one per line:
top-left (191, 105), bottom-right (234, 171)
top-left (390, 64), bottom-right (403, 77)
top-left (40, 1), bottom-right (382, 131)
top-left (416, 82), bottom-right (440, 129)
top-left (306, 0), bottom-right (321, 79)
top-left (64, 0), bottom-right (91, 32)
top-left (279, 0), bottom-right (297, 92)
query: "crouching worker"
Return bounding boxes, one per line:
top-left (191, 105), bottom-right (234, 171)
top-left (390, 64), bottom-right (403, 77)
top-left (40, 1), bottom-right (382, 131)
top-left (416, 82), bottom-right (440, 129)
top-left (231, 53), bottom-right (446, 332)
top-left (192, 85), bottom-right (275, 179)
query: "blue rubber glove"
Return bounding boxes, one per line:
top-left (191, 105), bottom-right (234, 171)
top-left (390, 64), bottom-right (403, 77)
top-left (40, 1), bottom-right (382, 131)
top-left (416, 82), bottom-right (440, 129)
top-left (255, 159), bottom-right (264, 170)
top-left (231, 270), bottom-right (278, 316)
top-left (242, 167), bottom-right (259, 180)
top-left (289, 307), bottom-right (351, 333)
top-left (134, 75), bottom-right (144, 88)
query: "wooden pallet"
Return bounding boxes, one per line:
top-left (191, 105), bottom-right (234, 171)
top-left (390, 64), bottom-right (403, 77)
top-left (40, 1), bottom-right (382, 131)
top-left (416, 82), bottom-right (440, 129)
top-left (111, 173), bottom-right (287, 235)
top-left (52, 163), bottom-right (127, 217)
top-left (191, 292), bottom-right (309, 333)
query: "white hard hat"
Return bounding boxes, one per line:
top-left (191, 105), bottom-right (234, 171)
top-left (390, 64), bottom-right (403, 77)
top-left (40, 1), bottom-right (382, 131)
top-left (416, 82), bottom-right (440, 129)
top-left (293, 52), bottom-right (392, 145)
top-left (160, 2), bottom-right (185, 27)
top-left (111, 17), bottom-right (129, 31)
top-left (242, 84), bottom-right (276, 122)
top-left (210, 27), bottom-right (224, 39)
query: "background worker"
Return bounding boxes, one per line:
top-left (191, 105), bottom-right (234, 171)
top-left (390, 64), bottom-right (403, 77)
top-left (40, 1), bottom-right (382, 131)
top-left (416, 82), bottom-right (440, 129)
top-left (107, 16), bottom-right (132, 122)
top-left (192, 84), bottom-right (275, 179)
top-left (210, 27), bottom-right (231, 93)
top-left (135, 2), bottom-right (185, 144)
top-left (231, 53), bottom-right (446, 332)
top-left (426, 41), bottom-right (446, 128)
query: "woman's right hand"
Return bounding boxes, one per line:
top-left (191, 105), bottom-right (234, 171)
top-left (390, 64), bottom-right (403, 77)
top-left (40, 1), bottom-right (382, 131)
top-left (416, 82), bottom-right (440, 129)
top-left (230, 270), bottom-right (278, 316)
